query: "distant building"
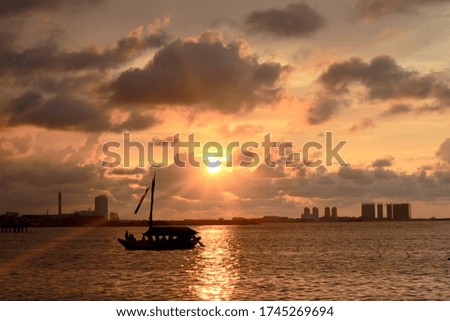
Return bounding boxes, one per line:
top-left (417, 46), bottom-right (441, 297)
top-left (74, 195), bottom-right (108, 220)
top-left (109, 212), bottom-right (120, 221)
top-left (301, 207), bottom-right (318, 221)
top-left (377, 203), bottom-right (383, 220)
top-left (393, 203), bottom-right (411, 220)
top-left (331, 207), bottom-right (338, 220)
top-left (95, 195), bottom-right (108, 217)
top-left (324, 207), bottom-right (331, 219)
top-left (301, 213), bottom-right (318, 221)
top-left (386, 204), bottom-right (393, 220)
top-left (361, 203), bottom-right (376, 220)
top-left (312, 207), bottom-right (319, 217)
top-left (58, 191), bottom-right (62, 216)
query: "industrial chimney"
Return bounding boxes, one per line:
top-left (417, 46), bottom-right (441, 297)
top-left (58, 191), bottom-right (62, 216)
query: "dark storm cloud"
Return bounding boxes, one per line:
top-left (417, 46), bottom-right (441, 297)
top-left (0, 30), bottom-right (167, 75)
top-left (436, 138), bottom-right (450, 163)
top-left (307, 55), bottom-right (450, 124)
top-left (109, 35), bottom-right (288, 112)
top-left (372, 156), bottom-right (394, 168)
top-left (6, 91), bottom-right (109, 132)
top-left (354, 0), bottom-right (450, 20)
top-left (0, 0), bottom-right (103, 18)
top-left (245, 2), bottom-right (326, 37)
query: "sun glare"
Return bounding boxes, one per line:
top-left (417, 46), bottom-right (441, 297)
top-left (205, 157), bottom-right (224, 175)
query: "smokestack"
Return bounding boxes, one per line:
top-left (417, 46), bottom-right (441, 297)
top-left (58, 191), bottom-right (62, 216)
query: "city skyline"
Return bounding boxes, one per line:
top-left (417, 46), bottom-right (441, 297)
top-left (0, 1), bottom-right (449, 219)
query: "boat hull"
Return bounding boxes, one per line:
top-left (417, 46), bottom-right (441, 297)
top-left (117, 238), bottom-right (199, 251)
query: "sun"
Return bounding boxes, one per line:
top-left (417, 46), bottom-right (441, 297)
top-left (205, 156), bottom-right (224, 175)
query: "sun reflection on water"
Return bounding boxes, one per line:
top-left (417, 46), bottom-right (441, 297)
top-left (188, 227), bottom-right (240, 300)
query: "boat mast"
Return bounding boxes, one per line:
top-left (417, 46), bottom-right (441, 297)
top-left (149, 172), bottom-right (156, 229)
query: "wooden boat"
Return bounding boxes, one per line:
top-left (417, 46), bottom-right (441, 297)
top-left (117, 171), bottom-right (202, 250)
top-left (118, 226), bottom-right (200, 250)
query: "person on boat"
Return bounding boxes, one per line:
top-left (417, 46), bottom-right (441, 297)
top-left (129, 234), bottom-right (136, 242)
top-left (125, 230), bottom-right (129, 240)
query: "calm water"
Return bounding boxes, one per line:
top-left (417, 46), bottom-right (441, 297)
top-left (0, 222), bottom-right (449, 300)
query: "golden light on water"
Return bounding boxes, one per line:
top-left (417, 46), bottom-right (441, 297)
top-left (189, 227), bottom-right (239, 300)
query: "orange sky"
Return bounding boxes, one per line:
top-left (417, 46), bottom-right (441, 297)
top-left (0, 0), bottom-right (449, 219)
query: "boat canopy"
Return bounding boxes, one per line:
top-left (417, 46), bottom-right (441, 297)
top-left (143, 226), bottom-right (198, 237)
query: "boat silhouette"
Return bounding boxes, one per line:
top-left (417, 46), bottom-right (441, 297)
top-left (117, 170), bottom-right (203, 250)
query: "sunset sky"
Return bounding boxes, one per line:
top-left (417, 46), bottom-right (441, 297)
top-left (0, 0), bottom-right (449, 219)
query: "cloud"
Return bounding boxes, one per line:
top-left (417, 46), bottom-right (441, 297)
top-left (110, 112), bottom-right (160, 132)
top-left (307, 95), bottom-right (345, 125)
top-left (372, 156), bottom-right (394, 168)
top-left (348, 118), bottom-right (376, 132)
top-left (1, 143), bottom-right (449, 218)
top-left (436, 138), bottom-right (450, 163)
top-left (6, 91), bottom-right (110, 132)
top-left (310, 55), bottom-right (450, 123)
top-left (319, 56), bottom-right (437, 100)
top-left (0, 145), bottom-right (106, 213)
top-left (416, 104), bottom-right (446, 113)
top-left (0, 19), bottom-right (171, 134)
top-left (338, 166), bottom-right (375, 185)
top-left (283, 165), bottom-right (450, 204)
top-left (220, 124), bottom-right (263, 137)
top-left (381, 103), bottom-right (412, 117)
top-left (109, 33), bottom-right (289, 113)
top-left (0, 27), bottom-right (167, 75)
top-left (3, 90), bottom-right (163, 132)
top-left (0, 134), bottom-right (33, 155)
top-left (354, 0), bottom-right (450, 20)
top-left (110, 167), bottom-right (147, 176)
top-left (245, 2), bottom-right (326, 37)
top-left (9, 135), bottom-right (33, 154)
top-left (0, 0), bottom-right (103, 18)
top-left (63, 134), bottom-right (101, 164)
